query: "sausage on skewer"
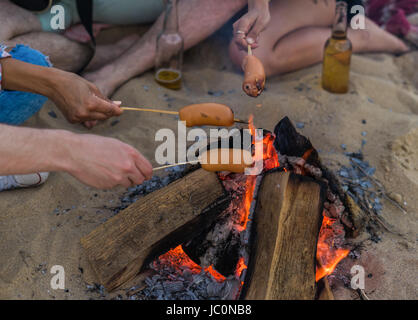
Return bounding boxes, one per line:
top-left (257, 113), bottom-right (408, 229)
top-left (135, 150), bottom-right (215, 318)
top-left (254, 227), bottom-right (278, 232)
top-left (242, 45), bottom-right (266, 97)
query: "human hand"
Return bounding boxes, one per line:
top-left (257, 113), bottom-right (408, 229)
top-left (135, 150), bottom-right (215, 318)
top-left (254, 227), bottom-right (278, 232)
top-left (233, 0), bottom-right (271, 50)
top-left (64, 133), bottom-right (153, 189)
top-left (51, 71), bottom-right (123, 124)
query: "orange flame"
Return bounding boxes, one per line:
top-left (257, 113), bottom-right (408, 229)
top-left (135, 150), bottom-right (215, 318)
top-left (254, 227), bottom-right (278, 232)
top-left (156, 245), bottom-right (202, 274)
top-left (315, 215), bottom-right (350, 281)
top-left (235, 257), bottom-right (248, 278)
top-left (236, 115), bottom-right (280, 232)
top-left (157, 245), bottom-right (227, 282)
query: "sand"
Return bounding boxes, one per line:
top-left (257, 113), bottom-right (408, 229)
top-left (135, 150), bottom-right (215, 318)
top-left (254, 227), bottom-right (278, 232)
top-left (0, 27), bottom-right (417, 300)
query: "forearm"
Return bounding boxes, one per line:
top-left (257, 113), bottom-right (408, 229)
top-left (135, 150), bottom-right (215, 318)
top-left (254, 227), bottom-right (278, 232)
top-left (0, 124), bottom-right (75, 175)
top-left (0, 57), bottom-right (63, 98)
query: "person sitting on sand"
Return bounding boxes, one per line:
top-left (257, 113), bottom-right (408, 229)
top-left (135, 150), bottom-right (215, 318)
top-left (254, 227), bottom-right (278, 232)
top-left (2, 0), bottom-right (414, 100)
top-left (229, 0), bottom-right (414, 78)
top-left (0, 0), bottom-right (251, 99)
top-left (0, 44), bottom-right (152, 191)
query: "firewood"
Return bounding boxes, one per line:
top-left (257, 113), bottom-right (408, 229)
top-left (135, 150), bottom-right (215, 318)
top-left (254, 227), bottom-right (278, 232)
top-left (274, 116), bottom-right (320, 166)
top-left (274, 116), bottom-right (366, 237)
top-left (81, 168), bottom-right (230, 291)
top-left (242, 171), bottom-right (326, 300)
top-left (318, 277), bottom-right (334, 300)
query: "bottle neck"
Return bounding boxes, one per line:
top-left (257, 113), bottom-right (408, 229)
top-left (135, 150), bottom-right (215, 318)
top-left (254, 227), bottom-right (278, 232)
top-left (163, 0), bottom-right (179, 33)
top-left (332, 2), bottom-right (348, 39)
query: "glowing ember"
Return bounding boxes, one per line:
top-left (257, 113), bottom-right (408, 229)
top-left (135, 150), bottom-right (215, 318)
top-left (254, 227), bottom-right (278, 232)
top-left (157, 245), bottom-right (227, 282)
top-left (156, 245), bottom-right (202, 274)
top-left (205, 265), bottom-right (226, 283)
top-left (316, 215), bottom-right (350, 281)
top-left (235, 257), bottom-right (248, 278)
top-left (302, 148), bottom-right (314, 161)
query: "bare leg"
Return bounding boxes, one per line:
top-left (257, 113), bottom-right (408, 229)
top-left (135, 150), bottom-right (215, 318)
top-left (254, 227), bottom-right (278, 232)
top-left (4, 33), bottom-right (93, 72)
top-left (84, 0), bottom-right (247, 97)
top-left (0, 0), bottom-right (42, 41)
top-left (1, 0), bottom-right (92, 72)
top-left (229, 0), bottom-right (408, 76)
top-left (84, 34), bottom-right (140, 72)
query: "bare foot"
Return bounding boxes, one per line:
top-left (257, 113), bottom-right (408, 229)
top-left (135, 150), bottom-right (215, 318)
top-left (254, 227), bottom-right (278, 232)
top-left (83, 41), bottom-right (155, 98)
top-left (83, 63), bottom-right (120, 98)
top-left (357, 18), bottom-right (409, 54)
top-left (84, 33), bottom-right (140, 72)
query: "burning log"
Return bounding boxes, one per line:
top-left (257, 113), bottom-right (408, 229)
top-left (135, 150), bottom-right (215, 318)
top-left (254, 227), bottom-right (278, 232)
top-left (274, 116), bottom-right (366, 237)
top-left (274, 116), bottom-right (320, 167)
top-left (242, 171), bottom-right (326, 300)
top-left (81, 168), bottom-right (230, 291)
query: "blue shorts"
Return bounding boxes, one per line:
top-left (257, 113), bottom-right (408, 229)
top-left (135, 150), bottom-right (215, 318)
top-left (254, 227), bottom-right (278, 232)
top-left (0, 45), bottom-right (51, 125)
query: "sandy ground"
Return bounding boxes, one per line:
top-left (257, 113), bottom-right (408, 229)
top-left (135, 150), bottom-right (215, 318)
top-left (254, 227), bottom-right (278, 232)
top-left (0, 27), bottom-right (417, 300)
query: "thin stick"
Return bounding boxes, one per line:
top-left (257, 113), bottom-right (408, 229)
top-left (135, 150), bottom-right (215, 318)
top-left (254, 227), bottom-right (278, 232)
top-left (234, 118), bottom-right (249, 124)
top-left (247, 45), bottom-right (252, 56)
top-left (153, 161), bottom-right (199, 171)
top-left (121, 107), bottom-right (179, 115)
top-left (122, 107), bottom-right (248, 125)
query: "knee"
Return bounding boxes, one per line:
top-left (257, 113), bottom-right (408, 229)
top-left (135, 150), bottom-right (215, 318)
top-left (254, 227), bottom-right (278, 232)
top-left (9, 44), bottom-right (52, 68)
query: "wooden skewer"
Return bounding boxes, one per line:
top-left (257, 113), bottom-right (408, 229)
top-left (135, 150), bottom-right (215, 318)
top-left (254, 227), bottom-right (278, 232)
top-left (153, 161), bottom-right (199, 171)
top-left (248, 44), bottom-right (252, 56)
top-left (121, 107), bottom-right (178, 115)
top-left (121, 107), bottom-right (248, 125)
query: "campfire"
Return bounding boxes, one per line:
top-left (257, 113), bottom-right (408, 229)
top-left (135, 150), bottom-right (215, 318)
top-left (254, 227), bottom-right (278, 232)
top-left (81, 117), bottom-right (356, 300)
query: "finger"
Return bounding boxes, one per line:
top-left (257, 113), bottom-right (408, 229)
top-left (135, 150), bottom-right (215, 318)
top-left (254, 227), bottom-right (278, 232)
top-left (88, 84), bottom-right (123, 116)
top-left (90, 95), bottom-right (123, 117)
top-left (235, 36), bottom-right (250, 51)
top-left (84, 111), bottom-right (110, 121)
top-left (128, 171), bottom-right (146, 186)
top-left (233, 14), bottom-right (255, 36)
top-left (247, 15), bottom-right (270, 46)
top-left (132, 152), bottom-right (153, 180)
top-left (233, 14), bottom-right (257, 50)
top-left (120, 177), bottom-right (133, 188)
top-left (83, 120), bottom-right (98, 129)
top-left (112, 100), bottom-right (124, 114)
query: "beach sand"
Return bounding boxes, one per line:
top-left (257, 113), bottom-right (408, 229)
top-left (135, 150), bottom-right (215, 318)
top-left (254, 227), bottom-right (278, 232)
top-left (0, 27), bottom-right (417, 300)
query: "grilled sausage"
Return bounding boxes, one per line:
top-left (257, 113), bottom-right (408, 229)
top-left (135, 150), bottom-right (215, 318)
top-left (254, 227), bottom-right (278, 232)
top-left (242, 55), bottom-right (266, 97)
top-left (199, 148), bottom-right (253, 173)
top-left (179, 103), bottom-right (235, 127)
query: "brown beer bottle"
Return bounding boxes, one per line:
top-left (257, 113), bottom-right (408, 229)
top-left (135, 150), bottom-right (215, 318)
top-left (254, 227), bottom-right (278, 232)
top-left (155, 0), bottom-right (184, 90)
top-left (321, 1), bottom-right (352, 94)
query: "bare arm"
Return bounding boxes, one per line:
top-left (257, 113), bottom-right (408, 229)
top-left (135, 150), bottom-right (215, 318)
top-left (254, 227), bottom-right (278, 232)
top-left (0, 56), bottom-right (153, 188)
top-left (0, 124), bottom-right (153, 189)
top-left (0, 57), bottom-right (123, 124)
top-left (233, 0), bottom-right (271, 50)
